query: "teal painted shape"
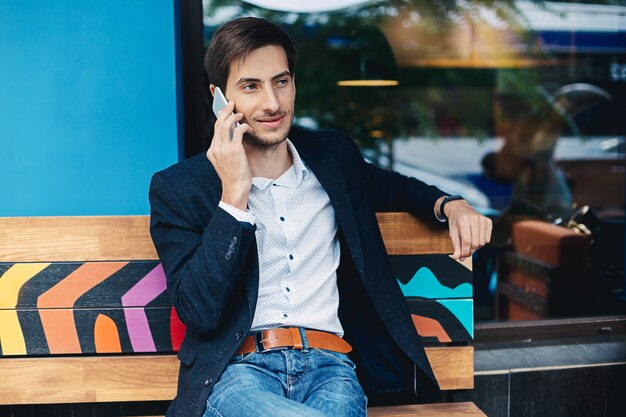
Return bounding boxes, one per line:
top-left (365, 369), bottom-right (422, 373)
top-left (437, 299), bottom-right (473, 338)
top-left (398, 267), bottom-right (472, 299)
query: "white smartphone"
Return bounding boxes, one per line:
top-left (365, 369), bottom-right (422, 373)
top-left (212, 87), bottom-right (240, 141)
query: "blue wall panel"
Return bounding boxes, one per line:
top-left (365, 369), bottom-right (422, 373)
top-left (0, 1), bottom-right (180, 216)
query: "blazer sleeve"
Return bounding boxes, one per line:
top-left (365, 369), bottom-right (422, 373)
top-left (149, 170), bottom-right (257, 334)
top-left (338, 132), bottom-right (447, 222)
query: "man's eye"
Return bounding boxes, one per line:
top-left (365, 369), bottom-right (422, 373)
top-left (243, 84), bottom-right (256, 91)
top-left (276, 79), bottom-right (288, 87)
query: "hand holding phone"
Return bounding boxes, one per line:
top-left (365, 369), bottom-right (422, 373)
top-left (212, 87), bottom-right (240, 141)
top-left (207, 86), bottom-right (251, 210)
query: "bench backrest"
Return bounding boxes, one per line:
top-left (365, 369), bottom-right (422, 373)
top-left (0, 214), bottom-right (473, 405)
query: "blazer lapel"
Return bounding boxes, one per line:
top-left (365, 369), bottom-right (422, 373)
top-left (291, 133), bottom-right (365, 277)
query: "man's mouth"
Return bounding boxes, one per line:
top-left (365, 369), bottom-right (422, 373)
top-left (255, 114), bottom-right (287, 129)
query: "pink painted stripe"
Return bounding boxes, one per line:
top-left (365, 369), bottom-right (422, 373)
top-left (121, 264), bottom-right (166, 352)
top-left (123, 308), bottom-right (157, 352)
top-left (121, 264), bottom-right (167, 306)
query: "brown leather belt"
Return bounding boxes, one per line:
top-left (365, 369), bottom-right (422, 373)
top-left (236, 328), bottom-right (352, 354)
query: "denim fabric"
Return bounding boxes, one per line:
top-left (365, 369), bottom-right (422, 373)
top-left (203, 348), bottom-right (367, 417)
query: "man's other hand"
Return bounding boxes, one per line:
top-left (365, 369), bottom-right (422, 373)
top-left (441, 199), bottom-right (492, 261)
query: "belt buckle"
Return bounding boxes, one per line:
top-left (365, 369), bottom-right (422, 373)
top-left (256, 330), bottom-right (289, 353)
top-left (256, 331), bottom-right (281, 353)
top-left (255, 331), bottom-right (267, 352)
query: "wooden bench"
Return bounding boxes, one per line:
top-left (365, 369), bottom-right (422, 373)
top-left (0, 214), bottom-right (485, 416)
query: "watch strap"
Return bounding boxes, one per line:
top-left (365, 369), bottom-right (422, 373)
top-left (439, 194), bottom-right (464, 222)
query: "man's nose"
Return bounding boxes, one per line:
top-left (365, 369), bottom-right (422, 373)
top-left (261, 88), bottom-right (280, 113)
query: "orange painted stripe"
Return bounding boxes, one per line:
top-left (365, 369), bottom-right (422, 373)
top-left (411, 314), bottom-right (452, 343)
top-left (37, 262), bottom-right (126, 354)
top-left (94, 314), bottom-right (122, 353)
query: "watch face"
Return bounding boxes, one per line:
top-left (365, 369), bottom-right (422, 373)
top-left (445, 195), bottom-right (463, 204)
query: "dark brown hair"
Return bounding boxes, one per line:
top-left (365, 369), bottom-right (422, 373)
top-left (204, 17), bottom-right (297, 93)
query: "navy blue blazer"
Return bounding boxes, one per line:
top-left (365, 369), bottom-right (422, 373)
top-left (149, 127), bottom-right (445, 417)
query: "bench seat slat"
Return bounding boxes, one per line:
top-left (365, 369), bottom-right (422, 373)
top-left (131, 402), bottom-right (488, 417)
top-left (0, 216), bottom-right (157, 262)
top-left (369, 402), bottom-right (486, 416)
top-left (376, 213), bottom-right (453, 255)
top-left (0, 347), bottom-right (473, 405)
top-left (0, 214), bottom-right (452, 262)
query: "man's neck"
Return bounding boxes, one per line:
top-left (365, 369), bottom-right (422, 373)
top-left (244, 139), bottom-right (293, 179)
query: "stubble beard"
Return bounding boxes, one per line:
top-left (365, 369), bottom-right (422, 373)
top-left (243, 111), bottom-right (294, 151)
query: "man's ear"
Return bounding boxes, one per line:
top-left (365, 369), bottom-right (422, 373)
top-left (209, 84), bottom-right (216, 97)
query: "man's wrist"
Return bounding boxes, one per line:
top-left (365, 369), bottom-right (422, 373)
top-left (220, 189), bottom-right (249, 211)
top-left (436, 194), bottom-right (464, 222)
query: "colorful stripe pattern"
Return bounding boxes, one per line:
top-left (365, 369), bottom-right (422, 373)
top-left (0, 263), bottom-right (50, 355)
top-left (0, 261), bottom-right (173, 356)
top-left (391, 255), bottom-right (474, 345)
top-left (0, 254), bottom-right (472, 356)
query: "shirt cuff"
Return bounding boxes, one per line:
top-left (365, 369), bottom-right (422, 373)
top-left (218, 201), bottom-right (256, 225)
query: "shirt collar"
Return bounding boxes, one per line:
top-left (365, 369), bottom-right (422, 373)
top-left (252, 139), bottom-right (309, 190)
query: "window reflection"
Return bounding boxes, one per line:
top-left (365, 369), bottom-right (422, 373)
top-left (202, 0), bottom-right (625, 321)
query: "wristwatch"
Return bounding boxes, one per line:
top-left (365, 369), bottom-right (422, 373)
top-left (439, 194), bottom-right (464, 222)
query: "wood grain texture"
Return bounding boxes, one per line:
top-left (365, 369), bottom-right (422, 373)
top-left (0, 213), bottom-right (452, 262)
top-left (0, 216), bottom-right (157, 262)
top-left (0, 213), bottom-right (451, 260)
top-left (376, 213), bottom-right (453, 255)
top-left (368, 401), bottom-right (486, 416)
top-left (427, 346), bottom-right (474, 390)
top-left (0, 355), bottom-right (178, 404)
top-left (130, 401), bottom-right (487, 417)
top-left (0, 347), bottom-right (472, 404)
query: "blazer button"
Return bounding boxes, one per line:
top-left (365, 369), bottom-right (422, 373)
top-left (204, 377), bottom-right (213, 387)
top-left (235, 331), bottom-right (244, 341)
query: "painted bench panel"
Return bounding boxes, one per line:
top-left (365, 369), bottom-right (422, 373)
top-left (392, 255), bottom-right (472, 299)
top-left (408, 299), bottom-right (473, 344)
top-left (0, 254), bottom-right (473, 356)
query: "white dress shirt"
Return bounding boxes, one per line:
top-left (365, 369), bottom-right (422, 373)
top-left (218, 139), bottom-right (343, 336)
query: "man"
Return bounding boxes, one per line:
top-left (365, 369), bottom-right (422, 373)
top-left (149, 17), bottom-right (492, 417)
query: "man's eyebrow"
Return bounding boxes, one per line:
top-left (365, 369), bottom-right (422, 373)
top-left (234, 71), bottom-right (292, 85)
top-left (271, 70), bottom-right (291, 80)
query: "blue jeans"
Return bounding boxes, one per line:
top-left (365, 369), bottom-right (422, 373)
top-left (202, 348), bottom-right (367, 417)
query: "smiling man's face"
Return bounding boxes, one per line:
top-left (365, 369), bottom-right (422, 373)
top-left (224, 44), bottom-right (295, 148)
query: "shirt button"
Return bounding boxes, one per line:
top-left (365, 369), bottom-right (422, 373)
top-left (283, 313), bottom-right (288, 318)
top-left (289, 254), bottom-right (293, 260)
top-left (235, 331), bottom-right (244, 341)
top-left (286, 287), bottom-right (290, 292)
top-left (280, 216), bottom-right (285, 221)
top-left (204, 377), bottom-right (213, 387)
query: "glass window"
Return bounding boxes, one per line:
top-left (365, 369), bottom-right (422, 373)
top-left (201, 0), bottom-right (625, 322)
